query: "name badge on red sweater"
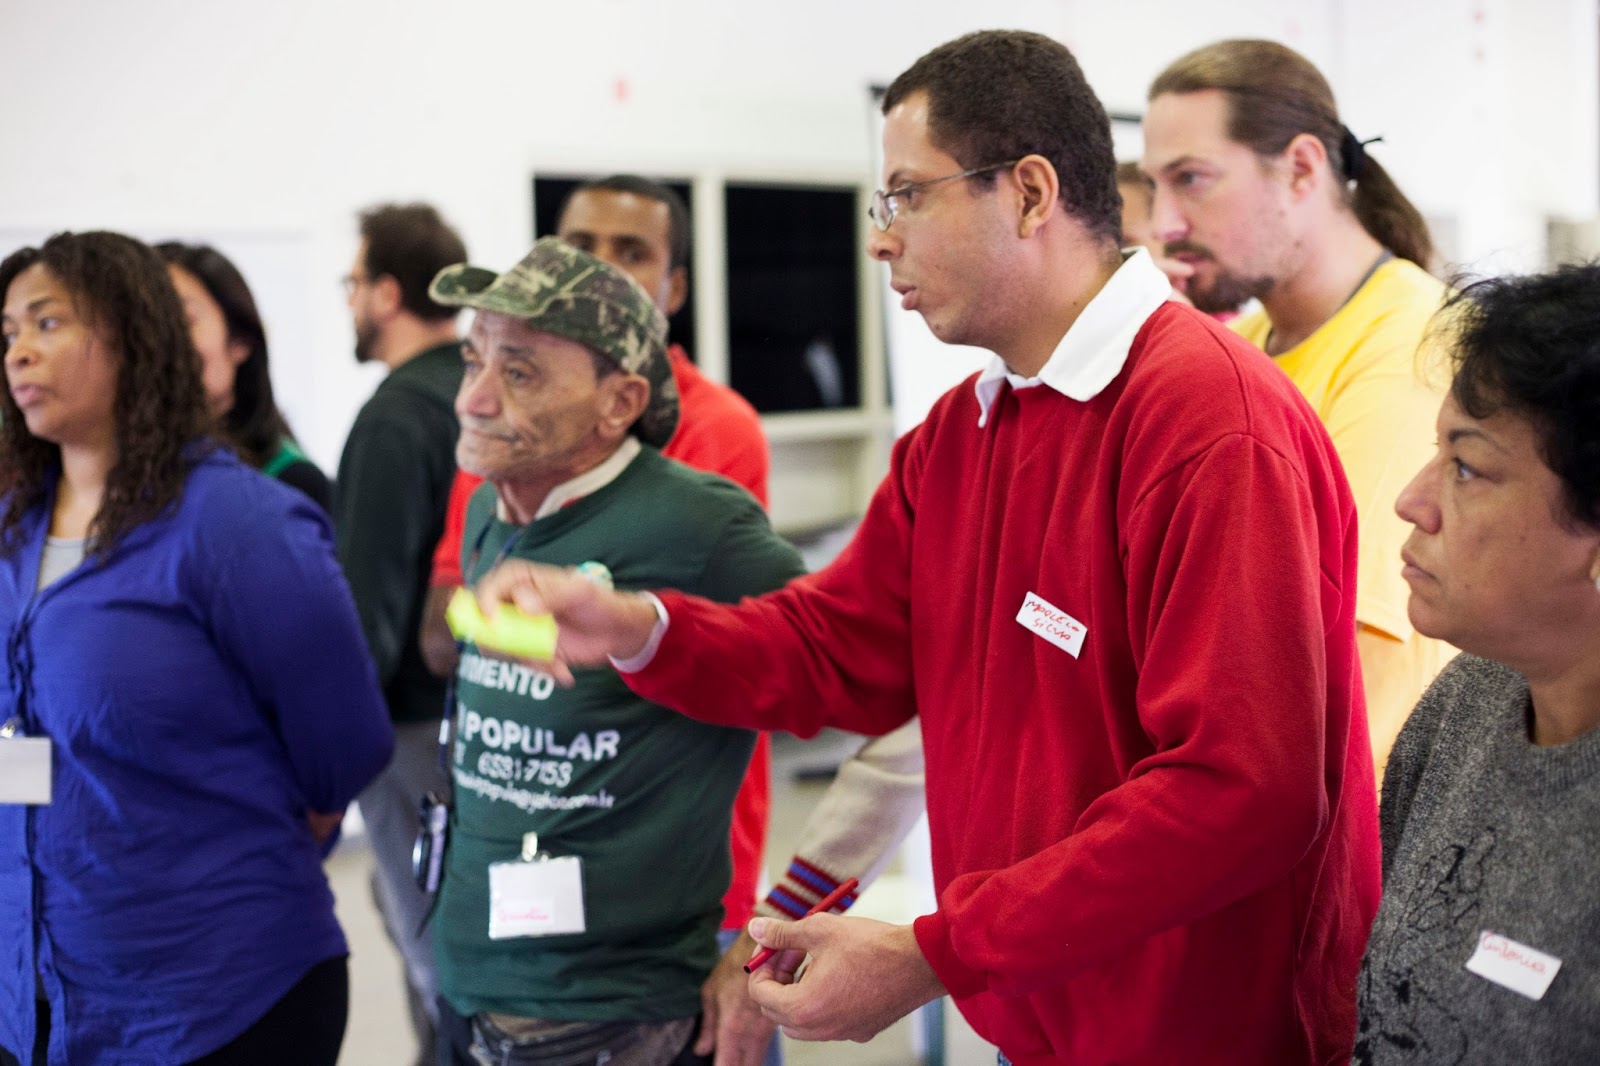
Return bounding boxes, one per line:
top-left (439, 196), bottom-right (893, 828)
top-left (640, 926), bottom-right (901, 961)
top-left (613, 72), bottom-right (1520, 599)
top-left (1016, 593), bottom-right (1087, 658)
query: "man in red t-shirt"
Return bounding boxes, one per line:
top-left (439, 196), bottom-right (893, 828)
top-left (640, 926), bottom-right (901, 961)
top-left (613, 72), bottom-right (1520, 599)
top-left (418, 177), bottom-right (776, 1066)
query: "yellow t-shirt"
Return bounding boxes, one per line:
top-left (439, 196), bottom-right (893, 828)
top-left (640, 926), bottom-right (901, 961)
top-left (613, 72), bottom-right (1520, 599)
top-left (1233, 258), bottom-right (1456, 778)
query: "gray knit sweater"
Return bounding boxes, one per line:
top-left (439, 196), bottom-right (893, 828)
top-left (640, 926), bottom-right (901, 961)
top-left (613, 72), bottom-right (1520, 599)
top-left (1354, 654), bottom-right (1600, 1064)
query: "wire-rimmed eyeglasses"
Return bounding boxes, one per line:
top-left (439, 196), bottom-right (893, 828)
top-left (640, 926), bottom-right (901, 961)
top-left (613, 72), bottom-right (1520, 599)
top-left (868, 160), bottom-right (1021, 231)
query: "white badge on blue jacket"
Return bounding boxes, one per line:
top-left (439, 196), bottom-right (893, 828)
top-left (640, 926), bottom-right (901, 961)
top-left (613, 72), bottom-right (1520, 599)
top-left (0, 718), bottom-right (52, 805)
top-left (488, 832), bottom-right (586, 939)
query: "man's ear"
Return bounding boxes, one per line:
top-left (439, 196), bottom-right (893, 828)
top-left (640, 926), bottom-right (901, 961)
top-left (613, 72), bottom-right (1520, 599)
top-left (664, 266), bottom-right (689, 318)
top-left (1013, 155), bottom-right (1061, 239)
top-left (598, 373), bottom-right (651, 441)
top-left (1281, 132), bottom-right (1330, 202)
top-left (369, 274), bottom-right (404, 319)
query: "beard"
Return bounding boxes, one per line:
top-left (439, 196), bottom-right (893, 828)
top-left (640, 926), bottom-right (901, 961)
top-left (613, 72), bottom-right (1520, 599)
top-left (1165, 240), bottom-right (1272, 315)
top-left (352, 317), bottom-right (379, 364)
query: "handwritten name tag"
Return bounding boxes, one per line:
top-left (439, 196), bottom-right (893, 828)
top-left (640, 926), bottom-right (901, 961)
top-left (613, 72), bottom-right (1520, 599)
top-left (1016, 592), bottom-right (1088, 659)
top-left (488, 855), bottom-right (586, 939)
top-left (1465, 931), bottom-right (1562, 1001)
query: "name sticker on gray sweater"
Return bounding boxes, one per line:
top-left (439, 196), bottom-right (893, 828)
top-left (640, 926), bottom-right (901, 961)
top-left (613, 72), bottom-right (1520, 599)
top-left (1465, 931), bottom-right (1562, 1000)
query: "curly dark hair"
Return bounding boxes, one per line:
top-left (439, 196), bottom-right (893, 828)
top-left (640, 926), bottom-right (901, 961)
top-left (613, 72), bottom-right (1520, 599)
top-left (883, 30), bottom-right (1122, 245)
top-left (1442, 261), bottom-right (1600, 530)
top-left (0, 231), bottom-right (211, 557)
top-left (156, 241), bottom-right (296, 468)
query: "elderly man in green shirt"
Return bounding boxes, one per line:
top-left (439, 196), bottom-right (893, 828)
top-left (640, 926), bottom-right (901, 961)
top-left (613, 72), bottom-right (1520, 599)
top-left (427, 238), bottom-right (804, 1066)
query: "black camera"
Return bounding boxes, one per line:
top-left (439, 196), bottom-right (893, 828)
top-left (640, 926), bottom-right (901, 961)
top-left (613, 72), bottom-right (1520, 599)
top-left (412, 791), bottom-right (449, 893)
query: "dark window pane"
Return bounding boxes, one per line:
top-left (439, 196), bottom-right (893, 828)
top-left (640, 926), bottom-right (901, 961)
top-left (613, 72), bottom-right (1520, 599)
top-left (725, 184), bottom-right (860, 413)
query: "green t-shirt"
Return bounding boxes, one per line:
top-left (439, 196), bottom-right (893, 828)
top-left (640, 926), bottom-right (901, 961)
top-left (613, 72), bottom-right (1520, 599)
top-left (435, 447), bottom-right (805, 1022)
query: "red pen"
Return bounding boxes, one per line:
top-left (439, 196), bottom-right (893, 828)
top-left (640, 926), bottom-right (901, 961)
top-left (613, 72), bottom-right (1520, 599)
top-left (744, 877), bottom-right (860, 973)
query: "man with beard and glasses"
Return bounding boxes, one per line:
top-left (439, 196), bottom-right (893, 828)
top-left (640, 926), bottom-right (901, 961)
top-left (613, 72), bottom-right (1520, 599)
top-left (336, 201), bottom-right (468, 1065)
top-left (1143, 40), bottom-right (1454, 783)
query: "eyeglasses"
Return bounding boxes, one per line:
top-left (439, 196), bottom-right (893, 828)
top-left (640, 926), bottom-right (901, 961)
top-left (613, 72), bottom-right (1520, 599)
top-left (868, 160), bottom-right (1022, 231)
top-left (341, 273), bottom-right (371, 297)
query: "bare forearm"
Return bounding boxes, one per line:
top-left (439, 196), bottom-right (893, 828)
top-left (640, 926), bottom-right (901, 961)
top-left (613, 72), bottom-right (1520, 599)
top-left (419, 585), bottom-right (461, 678)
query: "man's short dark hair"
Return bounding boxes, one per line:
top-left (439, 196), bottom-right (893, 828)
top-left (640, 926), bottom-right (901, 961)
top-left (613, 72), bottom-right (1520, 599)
top-left (883, 30), bottom-right (1121, 245)
top-left (561, 176), bottom-right (692, 271)
top-left (358, 203), bottom-right (468, 322)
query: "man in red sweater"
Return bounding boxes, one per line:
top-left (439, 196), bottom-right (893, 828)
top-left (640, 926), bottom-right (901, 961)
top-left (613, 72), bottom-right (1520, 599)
top-left (417, 177), bottom-right (777, 1065)
top-left (471, 31), bottom-right (1380, 1066)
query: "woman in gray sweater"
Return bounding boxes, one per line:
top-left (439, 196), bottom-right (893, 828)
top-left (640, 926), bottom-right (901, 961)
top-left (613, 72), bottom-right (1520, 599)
top-left (1355, 263), bottom-right (1600, 1064)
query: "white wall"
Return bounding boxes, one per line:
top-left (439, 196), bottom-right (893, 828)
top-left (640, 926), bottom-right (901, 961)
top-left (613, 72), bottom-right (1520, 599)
top-left (2, 0), bottom-right (1594, 476)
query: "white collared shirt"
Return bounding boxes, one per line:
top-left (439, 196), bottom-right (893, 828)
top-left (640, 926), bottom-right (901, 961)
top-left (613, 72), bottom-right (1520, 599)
top-left (974, 247), bottom-right (1175, 428)
top-left (498, 436), bottom-right (643, 524)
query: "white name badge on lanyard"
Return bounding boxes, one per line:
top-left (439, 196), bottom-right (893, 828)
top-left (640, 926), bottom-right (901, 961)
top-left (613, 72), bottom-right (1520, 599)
top-left (488, 833), bottom-right (586, 940)
top-left (1465, 930), bottom-right (1562, 1000)
top-left (0, 734), bottom-right (52, 805)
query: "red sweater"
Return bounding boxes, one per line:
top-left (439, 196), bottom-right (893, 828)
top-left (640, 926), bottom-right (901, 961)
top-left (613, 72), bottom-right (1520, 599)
top-left (429, 345), bottom-right (773, 931)
top-left (628, 304), bottom-right (1381, 1065)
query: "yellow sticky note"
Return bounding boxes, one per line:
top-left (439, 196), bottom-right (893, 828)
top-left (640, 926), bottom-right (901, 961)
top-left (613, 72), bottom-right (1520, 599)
top-left (446, 587), bottom-right (558, 661)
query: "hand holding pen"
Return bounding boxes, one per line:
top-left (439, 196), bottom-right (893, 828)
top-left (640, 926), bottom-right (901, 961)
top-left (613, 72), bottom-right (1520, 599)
top-left (744, 878), bottom-right (859, 973)
top-left (741, 880), bottom-right (948, 1044)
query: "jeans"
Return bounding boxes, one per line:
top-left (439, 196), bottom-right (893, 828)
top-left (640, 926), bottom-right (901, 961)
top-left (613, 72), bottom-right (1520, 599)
top-left (437, 997), bottom-right (708, 1066)
top-left (357, 718), bottom-right (449, 1063)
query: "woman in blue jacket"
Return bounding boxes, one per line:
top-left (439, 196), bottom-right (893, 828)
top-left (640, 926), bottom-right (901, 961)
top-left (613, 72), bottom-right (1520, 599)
top-left (0, 231), bottom-right (394, 1066)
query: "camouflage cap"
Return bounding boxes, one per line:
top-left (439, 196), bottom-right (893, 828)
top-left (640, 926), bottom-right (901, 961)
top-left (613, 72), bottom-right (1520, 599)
top-left (429, 237), bottom-right (678, 447)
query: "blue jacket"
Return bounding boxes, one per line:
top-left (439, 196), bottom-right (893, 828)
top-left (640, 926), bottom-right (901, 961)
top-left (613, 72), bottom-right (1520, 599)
top-left (0, 450), bottom-right (394, 1065)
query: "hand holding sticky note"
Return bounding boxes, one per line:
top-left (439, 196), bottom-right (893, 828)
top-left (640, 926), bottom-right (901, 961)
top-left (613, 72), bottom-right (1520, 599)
top-left (447, 587), bottom-right (559, 661)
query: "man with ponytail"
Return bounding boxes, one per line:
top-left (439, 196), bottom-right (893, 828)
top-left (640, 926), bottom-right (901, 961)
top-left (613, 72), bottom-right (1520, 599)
top-left (1144, 39), bottom-right (1454, 782)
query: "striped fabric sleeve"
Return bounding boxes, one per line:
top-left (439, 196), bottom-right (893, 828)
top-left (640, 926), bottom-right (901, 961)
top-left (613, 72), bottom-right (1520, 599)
top-left (766, 858), bottom-right (860, 918)
top-left (756, 719), bottom-right (926, 920)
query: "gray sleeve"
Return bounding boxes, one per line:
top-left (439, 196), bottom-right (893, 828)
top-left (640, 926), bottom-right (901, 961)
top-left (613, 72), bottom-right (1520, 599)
top-left (1376, 658), bottom-right (1458, 881)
